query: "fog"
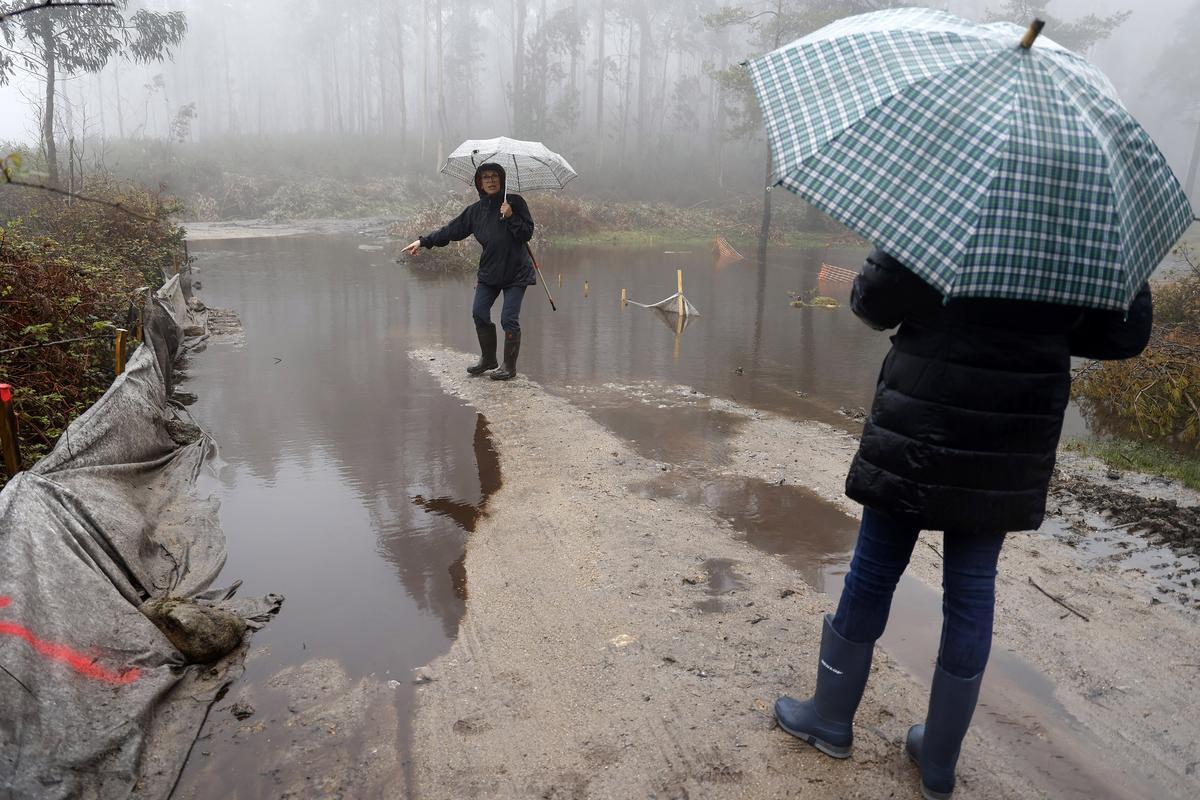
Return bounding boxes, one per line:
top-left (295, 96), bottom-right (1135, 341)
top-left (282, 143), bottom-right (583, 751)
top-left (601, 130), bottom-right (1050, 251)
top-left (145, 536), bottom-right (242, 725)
top-left (1, 0), bottom-right (1197, 203)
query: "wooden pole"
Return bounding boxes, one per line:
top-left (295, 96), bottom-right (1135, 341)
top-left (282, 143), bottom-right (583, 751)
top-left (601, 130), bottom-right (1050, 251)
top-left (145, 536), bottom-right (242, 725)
top-left (0, 384), bottom-right (20, 477)
top-left (1020, 19), bottom-right (1045, 49)
top-left (621, 288), bottom-right (627, 307)
top-left (557, 272), bottom-right (562, 288)
top-left (114, 329), bottom-right (128, 376)
top-left (677, 269), bottom-right (684, 317)
top-left (584, 281), bottom-right (589, 298)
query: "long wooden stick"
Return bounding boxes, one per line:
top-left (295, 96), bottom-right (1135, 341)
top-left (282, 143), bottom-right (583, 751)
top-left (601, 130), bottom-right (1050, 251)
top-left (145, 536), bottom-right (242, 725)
top-left (525, 244), bottom-right (557, 311)
top-left (1028, 577), bottom-right (1090, 621)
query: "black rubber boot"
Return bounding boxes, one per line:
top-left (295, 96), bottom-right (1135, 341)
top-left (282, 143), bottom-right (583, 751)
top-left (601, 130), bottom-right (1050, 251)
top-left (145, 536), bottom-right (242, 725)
top-left (905, 663), bottom-right (984, 800)
top-left (774, 615), bottom-right (875, 758)
top-left (490, 330), bottom-right (520, 381)
top-left (466, 324), bottom-right (498, 375)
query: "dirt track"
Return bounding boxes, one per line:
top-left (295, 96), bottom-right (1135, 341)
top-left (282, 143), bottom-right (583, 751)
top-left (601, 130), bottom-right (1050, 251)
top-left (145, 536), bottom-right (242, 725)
top-left (407, 348), bottom-right (1200, 800)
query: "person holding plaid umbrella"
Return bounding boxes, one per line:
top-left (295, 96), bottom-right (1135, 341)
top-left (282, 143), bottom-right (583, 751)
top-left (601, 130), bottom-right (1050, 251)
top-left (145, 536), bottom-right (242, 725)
top-left (748, 9), bottom-right (1194, 799)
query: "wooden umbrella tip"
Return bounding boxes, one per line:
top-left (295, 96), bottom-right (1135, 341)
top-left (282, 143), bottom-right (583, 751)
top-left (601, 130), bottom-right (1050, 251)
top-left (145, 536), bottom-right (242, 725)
top-left (1020, 18), bottom-right (1046, 49)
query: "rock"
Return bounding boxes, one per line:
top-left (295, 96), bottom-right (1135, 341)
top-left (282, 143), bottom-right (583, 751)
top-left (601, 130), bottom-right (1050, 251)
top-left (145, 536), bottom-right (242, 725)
top-left (172, 391), bottom-right (198, 406)
top-left (141, 597), bottom-right (247, 664)
top-left (183, 325), bottom-right (205, 337)
top-left (165, 418), bottom-right (203, 445)
top-left (231, 701), bottom-right (255, 720)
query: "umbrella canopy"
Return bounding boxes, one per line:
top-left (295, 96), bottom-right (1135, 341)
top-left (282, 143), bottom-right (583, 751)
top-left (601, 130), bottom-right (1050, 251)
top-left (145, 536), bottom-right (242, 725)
top-left (440, 137), bottom-right (578, 193)
top-left (749, 7), bottom-right (1195, 311)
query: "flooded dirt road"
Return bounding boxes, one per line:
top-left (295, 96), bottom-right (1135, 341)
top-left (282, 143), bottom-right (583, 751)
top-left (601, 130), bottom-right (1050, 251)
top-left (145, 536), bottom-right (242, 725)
top-left (173, 229), bottom-right (1196, 798)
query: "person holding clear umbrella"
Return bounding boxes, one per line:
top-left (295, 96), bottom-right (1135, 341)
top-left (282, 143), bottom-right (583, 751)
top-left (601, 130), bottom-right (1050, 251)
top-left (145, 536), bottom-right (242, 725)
top-left (404, 162), bottom-right (536, 381)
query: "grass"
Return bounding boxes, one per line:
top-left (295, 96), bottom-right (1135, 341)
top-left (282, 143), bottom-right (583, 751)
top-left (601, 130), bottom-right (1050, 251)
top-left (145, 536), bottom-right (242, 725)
top-left (1062, 437), bottom-right (1200, 491)
top-left (549, 227), bottom-right (725, 248)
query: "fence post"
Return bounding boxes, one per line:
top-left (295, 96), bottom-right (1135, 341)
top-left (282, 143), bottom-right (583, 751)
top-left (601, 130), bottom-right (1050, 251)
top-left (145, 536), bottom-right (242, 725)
top-left (0, 384), bottom-right (21, 477)
top-left (114, 329), bottom-right (128, 377)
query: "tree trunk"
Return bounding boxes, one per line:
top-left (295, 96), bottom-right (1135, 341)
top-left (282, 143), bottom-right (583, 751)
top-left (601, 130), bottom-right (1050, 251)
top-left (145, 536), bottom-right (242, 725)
top-left (758, 145), bottom-right (772, 264)
top-left (569, 0), bottom-right (579, 128)
top-left (618, 19), bottom-right (633, 169)
top-left (635, 8), bottom-right (651, 151)
top-left (395, 8), bottom-right (408, 149)
top-left (435, 0), bottom-right (447, 166)
top-left (513, 0), bottom-right (527, 136)
top-left (595, 0), bottom-right (604, 168)
top-left (421, 0), bottom-right (430, 163)
top-left (1185, 108), bottom-right (1200, 205)
top-left (40, 17), bottom-right (59, 185)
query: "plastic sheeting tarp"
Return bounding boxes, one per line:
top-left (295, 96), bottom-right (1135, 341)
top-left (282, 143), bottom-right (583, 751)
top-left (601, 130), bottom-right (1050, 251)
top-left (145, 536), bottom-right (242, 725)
top-left (0, 276), bottom-right (279, 799)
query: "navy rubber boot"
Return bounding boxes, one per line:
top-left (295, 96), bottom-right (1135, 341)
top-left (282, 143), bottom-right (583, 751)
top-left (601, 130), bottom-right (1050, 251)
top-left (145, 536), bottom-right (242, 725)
top-left (905, 663), bottom-right (984, 800)
top-left (491, 330), bottom-right (520, 381)
top-left (774, 614), bottom-right (875, 758)
top-left (467, 324), bottom-right (499, 375)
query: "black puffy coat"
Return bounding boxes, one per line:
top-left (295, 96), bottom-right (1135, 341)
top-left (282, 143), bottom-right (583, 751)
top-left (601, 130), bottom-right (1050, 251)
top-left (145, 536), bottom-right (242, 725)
top-left (419, 162), bottom-right (536, 289)
top-left (844, 250), bottom-right (1152, 534)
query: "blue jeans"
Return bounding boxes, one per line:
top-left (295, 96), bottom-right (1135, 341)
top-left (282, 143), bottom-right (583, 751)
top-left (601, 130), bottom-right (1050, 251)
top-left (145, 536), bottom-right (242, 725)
top-left (832, 506), bottom-right (1006, 679)
top-left (473, 284), bottom-right (527, 333)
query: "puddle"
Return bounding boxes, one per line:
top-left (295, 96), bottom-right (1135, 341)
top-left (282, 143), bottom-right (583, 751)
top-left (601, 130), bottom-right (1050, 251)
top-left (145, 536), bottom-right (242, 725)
top-left (634, 475), bottom-right (858, 592)
top-left (695, 557), bottom-right (745, 613)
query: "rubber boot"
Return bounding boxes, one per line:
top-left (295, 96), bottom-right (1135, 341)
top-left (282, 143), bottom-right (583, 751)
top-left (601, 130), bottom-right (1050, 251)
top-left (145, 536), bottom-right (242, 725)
top-left (490, 330), bottom-right (520, 381)
top-left (774, 615), bottom-right (875, 758)
top-left (466, 324), bottom-right (498, 375)
top-left (905, 663), bottom-right (984, 800)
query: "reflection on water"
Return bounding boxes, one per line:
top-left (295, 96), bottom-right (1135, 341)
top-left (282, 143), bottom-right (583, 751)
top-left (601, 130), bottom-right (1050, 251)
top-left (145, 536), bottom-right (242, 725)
top-left (410, 413), bottom-right (502, 600)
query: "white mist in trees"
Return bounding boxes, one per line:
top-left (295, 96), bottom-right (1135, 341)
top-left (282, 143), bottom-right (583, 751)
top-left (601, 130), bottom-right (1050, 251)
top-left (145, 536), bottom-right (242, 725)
top-left (0, 0), bottom-right (186, 185)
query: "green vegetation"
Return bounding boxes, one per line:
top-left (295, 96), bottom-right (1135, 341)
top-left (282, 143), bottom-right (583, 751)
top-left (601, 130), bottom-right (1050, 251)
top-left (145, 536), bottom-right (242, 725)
top-left (0, 170), bottom-right (186, 482)
top-left (1062, 438), bottom-right (1200, 491)
top-left (1072, 242), bottom-right (1200, 486)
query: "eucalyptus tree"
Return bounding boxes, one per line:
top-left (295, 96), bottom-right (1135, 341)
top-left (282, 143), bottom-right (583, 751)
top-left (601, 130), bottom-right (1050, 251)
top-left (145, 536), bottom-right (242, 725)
top-left (0, 0), bottom-right (186, 185)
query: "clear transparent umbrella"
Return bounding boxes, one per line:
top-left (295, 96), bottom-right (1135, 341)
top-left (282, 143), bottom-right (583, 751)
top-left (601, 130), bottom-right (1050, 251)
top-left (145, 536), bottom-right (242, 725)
top-left (440, 137), bottom-right (578, 200)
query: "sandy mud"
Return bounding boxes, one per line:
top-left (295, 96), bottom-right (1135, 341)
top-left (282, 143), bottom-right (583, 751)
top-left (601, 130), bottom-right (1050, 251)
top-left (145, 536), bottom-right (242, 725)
top-left (407, 348), bottom-right (1200, 800)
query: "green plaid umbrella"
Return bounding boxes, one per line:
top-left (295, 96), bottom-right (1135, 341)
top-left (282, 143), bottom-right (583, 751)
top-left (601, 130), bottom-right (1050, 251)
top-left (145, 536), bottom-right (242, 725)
top-left (749, 7), bottom-right (1196, 311)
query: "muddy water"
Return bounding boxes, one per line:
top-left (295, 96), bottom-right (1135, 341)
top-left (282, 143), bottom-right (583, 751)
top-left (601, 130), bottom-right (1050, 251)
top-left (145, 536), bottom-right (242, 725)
top-left (175, 230), bottom-right (1102, 795)
top-left (174, 234), bottom-right (502, 796)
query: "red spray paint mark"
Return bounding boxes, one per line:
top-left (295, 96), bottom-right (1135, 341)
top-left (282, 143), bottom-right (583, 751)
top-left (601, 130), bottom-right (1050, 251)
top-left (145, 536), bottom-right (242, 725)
top-left (0, 595), bottom-right (140, 685)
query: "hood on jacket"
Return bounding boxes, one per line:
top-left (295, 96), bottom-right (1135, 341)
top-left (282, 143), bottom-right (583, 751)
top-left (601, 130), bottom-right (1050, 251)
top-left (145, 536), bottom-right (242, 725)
top-left (474, 162), bottom-right (507, 198)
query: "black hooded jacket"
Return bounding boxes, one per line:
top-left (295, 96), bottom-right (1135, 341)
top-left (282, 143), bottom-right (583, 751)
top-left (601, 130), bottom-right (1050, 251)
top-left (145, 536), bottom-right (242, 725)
top-left (844, 250), bottom-right (1152, 534)
top-left (419, 162), bottom-right (537, 288)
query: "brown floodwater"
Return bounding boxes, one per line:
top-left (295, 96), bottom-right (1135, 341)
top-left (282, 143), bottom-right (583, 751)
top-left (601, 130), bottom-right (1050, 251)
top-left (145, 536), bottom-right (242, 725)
top-left (173, 230), bottom-right (1103, 797)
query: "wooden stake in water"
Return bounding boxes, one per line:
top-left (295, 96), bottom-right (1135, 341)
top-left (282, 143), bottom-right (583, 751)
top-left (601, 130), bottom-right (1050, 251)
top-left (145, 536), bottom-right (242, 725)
top-left (557, 273), bottom-right (563, 288)
top-left (114, 329), bottom-right (128, 377)
top-left (0, 383), bottom-right (21, 477)
top-left (621, 288), bottom-right (627, 308)
top-left (677, 269), bottom-right (684, 317)
top-left (584, 281), bottom-right (590, 298)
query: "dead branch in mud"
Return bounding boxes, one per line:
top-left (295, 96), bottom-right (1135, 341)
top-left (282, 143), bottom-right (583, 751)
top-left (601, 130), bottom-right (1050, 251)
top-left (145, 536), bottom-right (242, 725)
top-left (1028, 577), bottom-right (1091, 622)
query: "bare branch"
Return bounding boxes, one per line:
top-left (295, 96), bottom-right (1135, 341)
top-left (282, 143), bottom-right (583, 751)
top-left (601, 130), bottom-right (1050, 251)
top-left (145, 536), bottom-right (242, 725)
top-left (0, 1), bottom-right (115, 25)
top-left (2, 169), bottom-right (159, 222)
